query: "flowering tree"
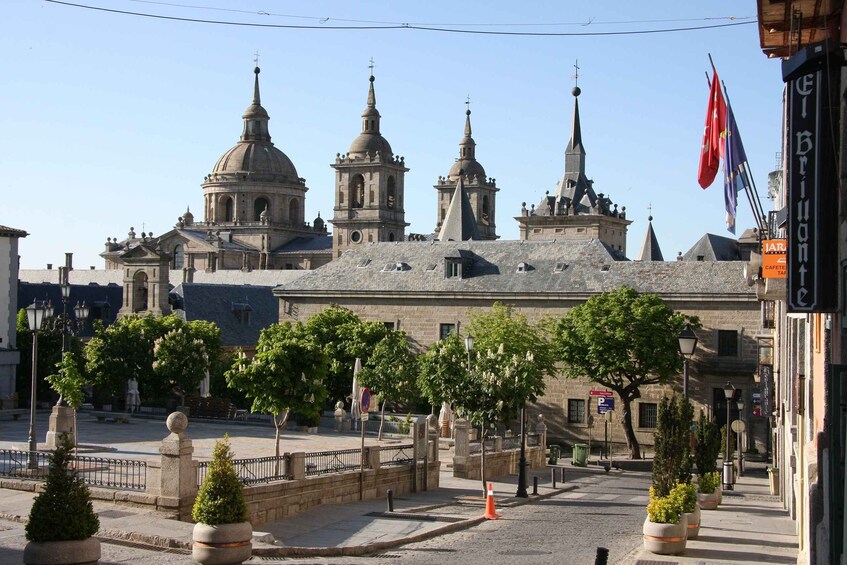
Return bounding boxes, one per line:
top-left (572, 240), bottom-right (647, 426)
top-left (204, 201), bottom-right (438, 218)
top-left (152, 328), bottom-right (209, 406)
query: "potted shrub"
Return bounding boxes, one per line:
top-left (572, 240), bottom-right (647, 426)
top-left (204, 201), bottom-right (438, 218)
top-left (676, 481), bottom-right (700, 540)
top-left (697, 471), bottom-right (721, 510)
top-left (192, 436), bottom-right (252, 565)
top-left (643, 486), bottom-right (688, 555)
top-left (23, 434), bottom-right (100, 565)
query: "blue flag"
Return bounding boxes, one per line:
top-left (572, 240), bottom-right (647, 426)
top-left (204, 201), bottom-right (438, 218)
top-left (722, 101), bottom-right (749, 234)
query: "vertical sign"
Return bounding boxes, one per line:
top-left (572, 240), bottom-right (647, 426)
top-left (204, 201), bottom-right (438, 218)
top-left (784, 42), bottom-right (839, 312)
top-left (759, 364), bottom-right (773, 415)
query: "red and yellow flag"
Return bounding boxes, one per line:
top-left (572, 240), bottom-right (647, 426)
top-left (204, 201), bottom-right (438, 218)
top-left (697, 69), bottom-right (727, 189)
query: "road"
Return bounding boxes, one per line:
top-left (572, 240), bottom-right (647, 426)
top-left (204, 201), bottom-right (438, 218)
top-left (0, 469), bottom-right (650, 565)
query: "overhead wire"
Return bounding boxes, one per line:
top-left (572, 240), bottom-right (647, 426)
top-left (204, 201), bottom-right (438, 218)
top-left (46, 1), bottom-right (756, 36)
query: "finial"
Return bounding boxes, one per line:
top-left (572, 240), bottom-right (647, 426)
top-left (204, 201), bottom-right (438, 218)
top-left (465, 95), bottom-right (471, 116)
top-left (368, 57), bottom-right (375, 78)
top-left (647, 202), bottom-right (653, 222)
top-left (572, 60), bottom-right (581, 97)
top-left (253, 50), bottom-right (260, 67)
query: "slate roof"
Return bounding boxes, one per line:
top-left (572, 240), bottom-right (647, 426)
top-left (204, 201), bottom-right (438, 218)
top-left (272, 235), bottom-right (333, 254)
top-left (19, 269), bottom-right (308, 287)
top-left (276, 238), bottom-right (754, 299)
top-left (637, 220), bottom-right (664, 261)
top-left (682, 233), bottom-right (741, 262)
top-left (17, 282), bottom-right (122, 338)
top-left (0, 225), bottom-right (28, 238)
top-left (171, 283), bottom-right (278, 347)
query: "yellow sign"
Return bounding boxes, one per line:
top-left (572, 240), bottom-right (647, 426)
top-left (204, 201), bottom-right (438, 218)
top-left (762, 239), bottom-right (787, 279)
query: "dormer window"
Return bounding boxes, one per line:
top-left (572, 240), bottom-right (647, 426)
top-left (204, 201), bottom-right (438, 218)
top-left (554, 262), bottom-right (568, 273)
top-left (445, 258), bottom-right (463, 279)
top-left (382, 262), bottom-right (409, 272)
top-left (516, 262), bottom-right (533, 273)
top-left (231, 302), bottom-right (253, 326)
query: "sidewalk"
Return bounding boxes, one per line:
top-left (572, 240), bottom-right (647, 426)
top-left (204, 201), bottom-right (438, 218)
top-left (621, 462), bottom-right (798, 565)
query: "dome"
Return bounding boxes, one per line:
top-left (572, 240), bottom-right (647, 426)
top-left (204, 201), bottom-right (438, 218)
top-left (348, 133), bottom-right (392, 158)
top-left (212, 141), bottom-right (299, 180)
top-left (449, 159), bottom-right (486, 182)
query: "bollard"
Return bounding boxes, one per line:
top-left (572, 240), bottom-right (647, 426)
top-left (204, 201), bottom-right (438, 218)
top-left (533, 475), bottom-right (538, 495)
top-left (387, 489), bottom-right (394, 512)
top-left (594, 547), bottom-right (609, 565)
top-left (551, 468), bottom-right (557, 488)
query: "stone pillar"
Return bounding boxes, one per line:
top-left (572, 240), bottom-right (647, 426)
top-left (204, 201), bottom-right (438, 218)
top-left (289, 452), bottom-right (305, 480)
top-left (454, 418), bottom-right (470, 460)
top-left (147, 412), bottom-right (196, 520)
top-left (367, 445), bottom-right (381, 471)
top-left (45, 405), bottom-right (75, 449)
top-left (493, 436), bottom-right (503, 453)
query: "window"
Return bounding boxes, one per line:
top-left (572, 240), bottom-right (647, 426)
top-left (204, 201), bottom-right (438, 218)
top-left (639, 403), bottom-right (658, 428)
top-left (439, 323), bottom-right (456, 340)
top-left (254, 197), bottom-right (269, 221)
top-left (172, 244), bottom-right (184, 269)
top-left (445, 259), bottom-right (463, 279)
top-left (717, 330), bottom-right (738, 357)
top-left (383, 321), bottom-right (396, 330)
top-left (387, 177), bottom-right (396, 208)
top-left (567, 399), bottom-right (585, 424)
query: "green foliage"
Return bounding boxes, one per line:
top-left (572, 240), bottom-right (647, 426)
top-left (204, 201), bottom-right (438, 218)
top-left (652, 396), bottom-right (693, 498)
top-left (25, 435), bottom-right (99, 542)
top-left (694, 411), bottom-right (721, 476)
top-left (646, 486), bottom-right (683, 525)
top-left (192, 437), bottom-right (248, 525)
top-left (46, 351), bottom-right (88, 409)
top-left (16, 308), bottom-right (66, 405)
top-left (357, 330), bottom-right (418, 411)
top-left (675, 481), bottom-right (698, 513)
top-left (554, 287), bottom-right (699, 459)
top-left (305, 305), bottom-right (388, 407)
top-left (417, 333), bottom-right (468, 407)
top-left (152, 327), bottom-right (210, 404)
top-left (697, 471), bottom-right (721, 494)
top-left (720, 425), bottom-right (737, 458)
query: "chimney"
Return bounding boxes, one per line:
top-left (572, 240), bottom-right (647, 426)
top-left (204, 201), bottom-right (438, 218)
top-left (65, 252), bottom-right (73, 271)
top-left (46, 263), bottom-right (52, 270)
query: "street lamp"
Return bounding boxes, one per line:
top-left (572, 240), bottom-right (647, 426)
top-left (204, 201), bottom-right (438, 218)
top-left (25, 300), bottom-right (49, 469)
top-left (722, 382), bottom-right (735, 490)
top-left (464, 333), bottom-right (474, 371)
top-left (59, 266), bottom-right (70, 353)
top-left (677, 324), bottom-right (698, 402)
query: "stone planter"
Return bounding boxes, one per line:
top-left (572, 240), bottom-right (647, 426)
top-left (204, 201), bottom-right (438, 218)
top-left (192, 522), bottom-right (253, 565)
top-left (768, 468), bottom-right (780, 496)
top-left (697, 490), bottom-right (719, 510)
top-left (643, 514), bottom-right (688, 555)
top-left (24, 537), bottom-right (101, 565)
top-left (684, 504), bottom-right (701, 540)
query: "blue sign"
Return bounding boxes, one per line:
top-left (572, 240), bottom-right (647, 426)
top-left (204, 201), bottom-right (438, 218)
top-left (598, 396), bottom-right (615, 414)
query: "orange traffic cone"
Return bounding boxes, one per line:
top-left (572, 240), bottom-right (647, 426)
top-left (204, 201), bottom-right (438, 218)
top-left (483, 482), bottom-right (501, 520)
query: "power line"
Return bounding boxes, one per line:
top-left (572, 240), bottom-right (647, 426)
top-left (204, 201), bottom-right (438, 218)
top-left (46, 1), bottom-right (756, 36)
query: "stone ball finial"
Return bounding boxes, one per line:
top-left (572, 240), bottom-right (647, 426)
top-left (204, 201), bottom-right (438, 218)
top-left (572, 86), bottom-right (581, 97)
top-left (167, 411), bottom-right (188, 434)
top-left (648, 215), bottom-right (653, 222)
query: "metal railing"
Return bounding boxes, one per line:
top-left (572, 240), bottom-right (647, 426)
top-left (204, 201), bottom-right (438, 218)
top-left (0, 449), bottom-right (146, 491)
top-left (380, 444), bottom-right (414, 467)
top-left (304, 448), bottom-right (363, 476)
top-left (196, 454), bottom-right (291, 487)
top-left (502, 436), bottom-right (522, 450)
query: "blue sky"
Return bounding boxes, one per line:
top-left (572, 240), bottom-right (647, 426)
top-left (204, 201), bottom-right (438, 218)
top-left (3, 1), bottom-right (784, 269)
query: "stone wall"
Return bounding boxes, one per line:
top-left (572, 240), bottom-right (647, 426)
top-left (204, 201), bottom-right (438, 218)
top-left (452, 445), bottom-right (546, 481)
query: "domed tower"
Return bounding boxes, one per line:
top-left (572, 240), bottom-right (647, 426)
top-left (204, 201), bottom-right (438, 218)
top-left (434, 106), bottom-right (499, 240)
top-left (200, 67), bottom-right (315, 268)
top-left (330, 72), bottom-right (409, 258)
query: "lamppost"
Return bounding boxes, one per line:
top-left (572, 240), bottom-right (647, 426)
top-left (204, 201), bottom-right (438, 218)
top-left (25, 300), bottom-right (49, 470)
top-left (464, 333), bottom-right (474, 371)
top-left (59, 266), bottom-right (70, 353)
top-left (736, 397), bottom-right (745, 477)
top-left (677, 324), bottom-right (698, 402)
top-left (722, 382), bottom-right (735, 490)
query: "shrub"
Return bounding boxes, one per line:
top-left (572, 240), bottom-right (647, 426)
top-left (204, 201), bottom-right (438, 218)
top-left (652, 396), bottom-right (692, 498)
top-left (694, 412), bottom-right (721, 476)
top-left (646, 486), bottom-right (683, 524)
top-left (672, 481), bottom-right (697, 513)
top-left (697, 471), bottom-right (720, 494)
top-left (192, 436), bottom-right (248, 525)
top-left (25, 435), bottom-right (99, 542)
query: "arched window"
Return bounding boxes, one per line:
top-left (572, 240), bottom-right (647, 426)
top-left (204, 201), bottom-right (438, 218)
top-left (388, 232), bottom-right (395, 242)
top-left (221, 196), bottom-right (234, 222)
top-left (350, 175), bottom-right (365, 208)
top-left (387, 176), bottom-right (396, 209)
top-left (482, 195), bottom-right (491, 226)
top-left (254, 197), bottom-right (270, 221)
top-left (132, 271), bottom-right (148, 313)
top-left (288, 198), bottom-right (299, 225)
top-left (172, 244), bottom-right (184, 269)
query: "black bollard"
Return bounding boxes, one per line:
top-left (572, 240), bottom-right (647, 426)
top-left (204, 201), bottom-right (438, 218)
top-left (551, 468), bottom-right (557, 488)
top-left (387, 489), bottom-right (394, 512)
top-left (594, 547), bottom-right (609, 565)
top-left (533, 475), bottom-right (538, 495)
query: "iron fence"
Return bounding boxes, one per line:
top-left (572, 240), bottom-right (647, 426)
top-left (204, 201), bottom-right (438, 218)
top-left (196, 454), bottom-right (291, 487)
top-left (304, 447), bottom-right (363, 476)
top-left (0, 449), bottom-right (146, 491)
top-left (502, 436), bottom-right (522, 450)
top-left (380, 444), bottom-right (414, 467)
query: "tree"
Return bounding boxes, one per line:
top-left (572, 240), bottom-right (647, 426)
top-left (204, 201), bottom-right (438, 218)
top-left (305, 305), bottom-right (387, 407)
top-left (357, 330), bottom-right (418, 440)
top-left (652, 395), bottom-right (693, 498)
top-left (694, 410), bottom-right (722, 477)
top-left (152, 327), bottom-right (211, 406)
top-left (554, 286), bottom-right (698, 459)
top-left (46, 351), bottom-right (89, 447)
top-left (225, 322), bottom-right (328, 461)
top-left (84, 315), bottom-right (157, 405)
top-left (16, 309), bottom-right (64, 406)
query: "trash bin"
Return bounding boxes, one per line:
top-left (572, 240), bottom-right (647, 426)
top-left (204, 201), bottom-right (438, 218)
top-left (572, 443), bottom-right (588, 467)
top-left (548, 445), bottom-right (560, 465)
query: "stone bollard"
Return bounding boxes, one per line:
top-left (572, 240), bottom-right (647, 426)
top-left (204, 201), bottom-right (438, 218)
top-left (146, 412), bottom-right (196, 520)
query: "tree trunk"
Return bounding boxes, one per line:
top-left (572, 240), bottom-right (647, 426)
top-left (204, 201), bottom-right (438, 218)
top-left (378, 399), bottom-right (387, 441)
top-left (480, 424), bottom-right (487, 496)
top-left (621, 396), bottom-right (641, 459)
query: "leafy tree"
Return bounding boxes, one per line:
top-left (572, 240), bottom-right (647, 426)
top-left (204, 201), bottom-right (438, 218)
top-left (357, 330), bottom-right (418, 440)
top-left (152, 327), bottom-right (211, 406)
top-left (417, 332), bottom-right (468, 409)
top-left (16, 309), bottom-right (64, 406)
top-left (225, 322), bottom-right (328, 460)
top-left (554, 286), bottom-right (698, 459)
top-left (305, 305), bottom-right (388, 407)
top-left (84, 315), bottom-right (157, 405)
top-left (46, 351), bottom-right (89, 447)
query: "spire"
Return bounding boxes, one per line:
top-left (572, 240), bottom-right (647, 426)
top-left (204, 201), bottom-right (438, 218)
top-left (459, 108), bottom-right (476, 160)
top-left (241, 67), bottom-right (272, 143)
top-left (564, 85), bottom-right (585, 174)
top-left (437, 171), bottom-right (478, 241)
top-left (637, 215), bottom-right (665, 261)
top-left (361, 73), bottom-right (381, 135)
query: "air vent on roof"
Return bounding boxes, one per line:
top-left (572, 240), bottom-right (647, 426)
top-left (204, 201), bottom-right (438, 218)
top-left (554, 262), bottom-right (568, 273)
top-left (425, 264), bottom-right (437, 271)
top-left (382, 262), bottom-right (409, 272)
top-left (601, 265), bottom-right (611, 272)
top-left (357, 258), bottom-right (371, 268)
top-left (516, 262), bottom-right (534, 273)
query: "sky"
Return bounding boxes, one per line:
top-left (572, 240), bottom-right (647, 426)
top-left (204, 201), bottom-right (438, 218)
top-left (3, 1), bottom-right (785, 270)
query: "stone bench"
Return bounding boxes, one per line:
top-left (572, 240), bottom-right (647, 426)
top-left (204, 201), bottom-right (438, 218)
top-left (90, 411), bottom-right (131, 423)
top-left (0, 409), bottom-right (28, 420)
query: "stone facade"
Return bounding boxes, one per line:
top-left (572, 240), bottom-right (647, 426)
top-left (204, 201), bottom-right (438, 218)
top-left (0, 226), bottom-right (26, 404)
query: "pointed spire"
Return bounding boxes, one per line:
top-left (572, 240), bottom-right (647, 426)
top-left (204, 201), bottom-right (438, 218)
top-left (437, 171), bottom-right (478, 241)
top-left (241, 66), bottom-right (271, 143)
top-left (565, 86), bottom-right (585, 168)
top-left (637, 215), bottom-right (665, 261)
top-left (459, 108), bottom-right (476, 161)
top-left (360, 73), bottom-right (381, 135)
top-left (252, 66), bottom-right (262, 105)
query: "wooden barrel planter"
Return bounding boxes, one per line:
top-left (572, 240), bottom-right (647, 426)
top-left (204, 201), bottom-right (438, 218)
top-left (192, 522), bottom-right (253, 565)
top-left (684, 504), bottom-right (701, 540)
top-left (643, 514), bottom-right (688, 555)
top-left (697, 490), bottom-right (719, 510)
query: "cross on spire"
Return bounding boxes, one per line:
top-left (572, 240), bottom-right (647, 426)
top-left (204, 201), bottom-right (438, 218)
top-left (465, 95), bottom-right (471, 110)
top-left (253, 51), bottom-right (260, 67)
top-left (368, 57), bottom-right (375, 75)
top-left (572, 60), bottom-right (580, 87)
